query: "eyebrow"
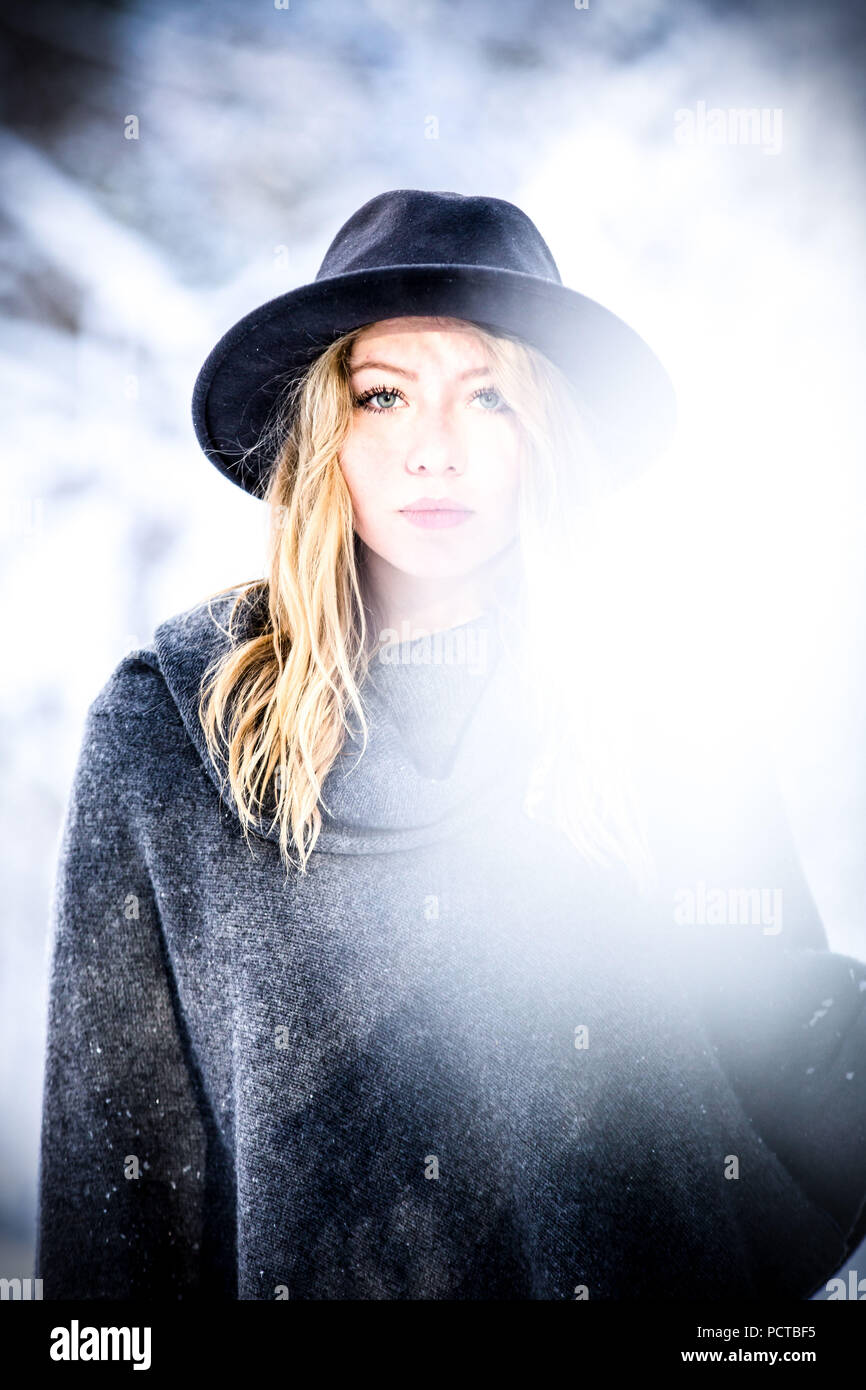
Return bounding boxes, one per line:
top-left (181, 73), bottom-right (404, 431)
top-left (348, 360), bottom-right (493, 381)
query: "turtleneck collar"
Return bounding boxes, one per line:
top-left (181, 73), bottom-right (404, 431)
top-left (363, 609), bottom-right (501, 780)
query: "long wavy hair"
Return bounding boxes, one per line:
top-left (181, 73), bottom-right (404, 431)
top-left (198, 316), bottom-right (655, 891)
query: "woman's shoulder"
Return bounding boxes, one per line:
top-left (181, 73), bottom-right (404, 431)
top-left (74, 654), bottom-right (186, 806)
top-left (75, 582), bottom-right (266, 813)
top-left (89, 582), bottom-right (261, 719)
top-left (75, 586), bottom-right (246, 772)
top-left (87, 648), bottom-right (168, 720)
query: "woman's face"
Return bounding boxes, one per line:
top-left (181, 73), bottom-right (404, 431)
top-left (339, 317), bottom-right (522, 582)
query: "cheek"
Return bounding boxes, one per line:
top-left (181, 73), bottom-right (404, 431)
top-left (338, 436), bottom-right (383, 518)
top-left (337, 437), bottom-right (407, 558)
top-left (472, 420), bottom-right (523, 509)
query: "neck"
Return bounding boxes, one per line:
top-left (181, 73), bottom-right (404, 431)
top-left (360, 540), bottom-right (523, 643)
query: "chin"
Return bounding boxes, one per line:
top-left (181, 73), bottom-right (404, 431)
top-left (390, 555), bottom-right (481, 581)
top-left (393, 539), bottom-right (504, 578)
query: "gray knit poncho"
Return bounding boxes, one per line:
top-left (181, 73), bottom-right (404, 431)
top-left (35, 584), bottom-right (866, 1299)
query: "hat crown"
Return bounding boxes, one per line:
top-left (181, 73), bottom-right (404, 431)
top-left (315, 188), bottom-right (563, 285)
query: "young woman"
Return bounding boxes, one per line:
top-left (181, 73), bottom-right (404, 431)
top-left (36, 189), bottom-right (866, 1300)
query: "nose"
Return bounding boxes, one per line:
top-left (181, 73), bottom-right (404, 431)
top-left (404, 414), bottom-right (467, 476)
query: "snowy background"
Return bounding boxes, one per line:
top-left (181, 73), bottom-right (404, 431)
top-left (1, 0), bottom-right (865, 1294)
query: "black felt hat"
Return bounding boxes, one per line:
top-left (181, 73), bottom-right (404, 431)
top-left (192, 188), bottom-right (676, 499)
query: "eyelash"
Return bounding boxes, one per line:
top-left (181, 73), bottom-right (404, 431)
top-left (352, 384), bottom-right (509, 414)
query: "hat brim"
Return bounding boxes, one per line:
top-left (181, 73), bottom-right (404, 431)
top-left (191, 263), bottom-right (676, 498)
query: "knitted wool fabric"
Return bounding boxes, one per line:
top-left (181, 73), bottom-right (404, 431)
top-left (35, 585), bottom-right (866, 1299)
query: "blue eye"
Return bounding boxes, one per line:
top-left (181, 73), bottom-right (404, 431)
top-left (470, 387), bottom-right (506, 410)
top-left (354, 385), bottom-right (405, 413)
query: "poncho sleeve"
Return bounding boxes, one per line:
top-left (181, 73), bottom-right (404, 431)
top-left (687, 936), bottom-right (866, 1262)
top-left (35, 661), bottom-right (234, 1299)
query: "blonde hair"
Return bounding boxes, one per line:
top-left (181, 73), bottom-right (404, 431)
top-left (198, 317), bottom-right (655, 892)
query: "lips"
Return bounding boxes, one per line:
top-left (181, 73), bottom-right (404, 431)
top-left (399, 498), bottom-right (474, 530)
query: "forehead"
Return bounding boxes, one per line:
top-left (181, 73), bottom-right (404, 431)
top-left (348, 316), bottom-right (488, 366)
